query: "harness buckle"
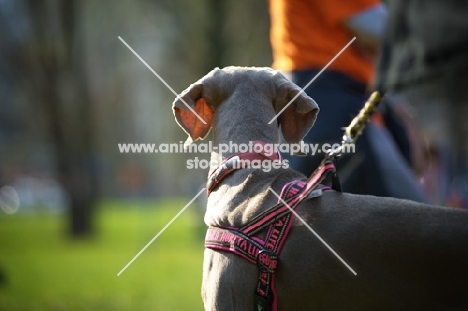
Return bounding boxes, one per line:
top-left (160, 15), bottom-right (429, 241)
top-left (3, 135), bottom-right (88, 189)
top-left (257, 249), bottom-right (278, 273)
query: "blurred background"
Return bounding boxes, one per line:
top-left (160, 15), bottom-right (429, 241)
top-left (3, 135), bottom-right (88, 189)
top-left (0, 0), bottom-right (271, 310)
top-left (2, 0), bottom-right (468, 310)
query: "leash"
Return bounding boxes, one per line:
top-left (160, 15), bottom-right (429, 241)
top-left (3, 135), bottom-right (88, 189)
top-left (319, 91), bottom-right (384, 192)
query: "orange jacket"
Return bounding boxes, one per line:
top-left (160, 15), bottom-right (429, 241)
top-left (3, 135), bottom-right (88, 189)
top-left (269, 0), bottom-right (379, 84)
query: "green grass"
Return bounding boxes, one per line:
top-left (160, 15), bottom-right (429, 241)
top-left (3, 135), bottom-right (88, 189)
top-left (0, 199), bottom-right (206, 311)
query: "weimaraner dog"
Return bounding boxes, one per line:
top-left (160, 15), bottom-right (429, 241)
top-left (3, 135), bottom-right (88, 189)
top-left (173, 66), bottom-right (468, 310)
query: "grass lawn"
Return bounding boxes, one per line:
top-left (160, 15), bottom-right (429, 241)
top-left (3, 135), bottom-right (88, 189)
top-left (0, 199), bottom-right (206, 310)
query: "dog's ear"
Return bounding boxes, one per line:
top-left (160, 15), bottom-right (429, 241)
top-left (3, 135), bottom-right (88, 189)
top-left (274, 74), bottom-right (319, 145)
top-left (172, 76), bottom-right (216, 143)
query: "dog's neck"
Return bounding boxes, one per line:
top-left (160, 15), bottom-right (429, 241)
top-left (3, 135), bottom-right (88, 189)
top-left (204, 97), bottom-right (289, 227)
top-left (208, 97), bottom-right (279, 176)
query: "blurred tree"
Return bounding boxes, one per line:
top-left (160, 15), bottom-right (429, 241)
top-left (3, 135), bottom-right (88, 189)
top-left (23, 0), bottom-right (97, 237)
top-left (0, 0), bottom-right (272, 224)
top-left (206, 0), bottom-right (224, 71)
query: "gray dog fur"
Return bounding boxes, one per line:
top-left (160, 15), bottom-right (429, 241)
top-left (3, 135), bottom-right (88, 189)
top-left (173, 66), bottom-right (468, 310)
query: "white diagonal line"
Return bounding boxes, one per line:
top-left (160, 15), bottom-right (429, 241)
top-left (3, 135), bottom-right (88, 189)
top-left (118, 36), bottom-right (207, 125)
top-left (268, 187), bottom-right (357, 275)
top-left (117, 188), bottom-right (206, 276)
top-left (268, 37), bottom-right (356, 124)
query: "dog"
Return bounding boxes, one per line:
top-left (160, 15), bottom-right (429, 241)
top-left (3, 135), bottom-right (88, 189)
top-left (173, 66), bottom-right (468, 310)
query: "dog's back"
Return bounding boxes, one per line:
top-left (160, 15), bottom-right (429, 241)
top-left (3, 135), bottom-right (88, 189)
top-left (277, 192), bottom-right (468, 310)
top-left (204, 190), bottom-right (468, 310)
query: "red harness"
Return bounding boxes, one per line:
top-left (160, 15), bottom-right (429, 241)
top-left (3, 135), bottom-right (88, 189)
top-left (205, 141), bottom-right (337, 311)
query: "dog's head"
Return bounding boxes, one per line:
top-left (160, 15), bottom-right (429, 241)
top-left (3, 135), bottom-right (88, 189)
top-left (172, 66), bottom-right (319, 147)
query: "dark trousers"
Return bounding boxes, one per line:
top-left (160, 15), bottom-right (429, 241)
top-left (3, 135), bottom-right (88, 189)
top-left (284, 69), bottom-right (428, 202)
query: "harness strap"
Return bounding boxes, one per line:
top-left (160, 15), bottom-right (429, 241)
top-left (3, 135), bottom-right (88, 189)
top-left (331, 157), bottom-right (342, 192)
top-left (240, 161), bottom-right (336, 236)
top-left (205, 181), bottom-right (303, 311)
top-left (205, 181), bottom-right (311, 264)
top-left (205, 162), bottom-right (336, 311)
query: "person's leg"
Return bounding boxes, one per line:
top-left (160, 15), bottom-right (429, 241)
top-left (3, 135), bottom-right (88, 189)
top-left (284, 69), bottom-right (428, 202)
top-left (284, 70), bottom-right (368, 176)
top-left (357, 123), bottom-right (429, 201)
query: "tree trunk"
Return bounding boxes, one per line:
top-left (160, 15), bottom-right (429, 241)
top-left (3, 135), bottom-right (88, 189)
top-left (26, 0), bottom-right (97, 237)
top-left (206, 0), bottom-right (225, 71)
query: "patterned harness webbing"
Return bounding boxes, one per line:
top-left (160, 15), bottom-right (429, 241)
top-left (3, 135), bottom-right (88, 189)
top-left (205, 162), bottom-right (335, 311)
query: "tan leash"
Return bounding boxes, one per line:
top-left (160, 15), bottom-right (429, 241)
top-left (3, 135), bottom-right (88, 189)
top-left (327, 90), bottom-right (384, 158)
top-left (304, 91), bottom-right (384, 194)
top-left (343, 91), bottom-right (384, 144)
